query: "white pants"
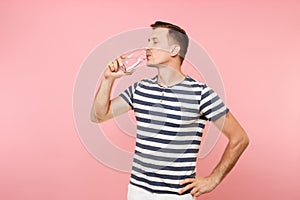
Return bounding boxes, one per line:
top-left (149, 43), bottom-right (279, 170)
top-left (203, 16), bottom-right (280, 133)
top-left (127, 184), bottom-right (195, 200)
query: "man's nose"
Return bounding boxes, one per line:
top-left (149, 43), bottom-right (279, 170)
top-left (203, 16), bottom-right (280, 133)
top-left (144, 46), bottom-right (152, 54)
top-left (145, 46), bottom-right (151, 50)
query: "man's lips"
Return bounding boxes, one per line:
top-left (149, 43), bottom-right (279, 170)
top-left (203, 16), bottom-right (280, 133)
top-left (146, 54), bottom-right (151, 60)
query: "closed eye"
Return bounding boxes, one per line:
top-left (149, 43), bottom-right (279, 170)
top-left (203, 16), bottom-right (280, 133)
top-left (148, 37), bottom-right (159, 43)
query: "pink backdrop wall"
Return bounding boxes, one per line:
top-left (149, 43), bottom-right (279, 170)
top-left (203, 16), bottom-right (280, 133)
top-left (1, 0), bottom-right (299, 199)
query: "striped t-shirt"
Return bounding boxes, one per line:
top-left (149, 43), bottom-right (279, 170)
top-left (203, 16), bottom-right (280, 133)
top-left (120, 75), bottom-right (229, 195)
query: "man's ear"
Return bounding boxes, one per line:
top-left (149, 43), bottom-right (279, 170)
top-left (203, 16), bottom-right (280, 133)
top-left (170, 45), bottom-right (180, 57)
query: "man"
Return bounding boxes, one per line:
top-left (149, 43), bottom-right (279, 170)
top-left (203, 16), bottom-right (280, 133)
top-left (90, 21), bottom-right (249, 200)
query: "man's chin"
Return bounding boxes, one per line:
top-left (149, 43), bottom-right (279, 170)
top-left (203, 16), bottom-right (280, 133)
top-left (146, 63), bottom-right (159, 68)
top-left (146, 61), bottom-right (158, 68)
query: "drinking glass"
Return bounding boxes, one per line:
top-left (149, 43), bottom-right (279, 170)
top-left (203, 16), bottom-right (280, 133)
top-left (120, 48), bottom-right (146, 72)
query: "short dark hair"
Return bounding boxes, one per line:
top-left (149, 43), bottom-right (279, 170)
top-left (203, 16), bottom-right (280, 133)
top-left (150, 21), bottom-right (189, 64)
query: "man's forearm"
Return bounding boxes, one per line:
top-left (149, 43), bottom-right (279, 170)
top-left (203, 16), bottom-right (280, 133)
top-left (209, 132), bottom-right (249, 185)
top-left (91, 76), bottom-right (115, 122)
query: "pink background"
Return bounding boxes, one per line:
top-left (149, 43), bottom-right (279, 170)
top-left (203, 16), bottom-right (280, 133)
top-left (1, 0), bottom-right (299, 199)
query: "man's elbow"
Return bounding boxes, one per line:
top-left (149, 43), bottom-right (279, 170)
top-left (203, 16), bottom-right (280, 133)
top-left (239, 135), bottom-right (250, 151)
top-left (90, 113), bottom-right (99, 123)
top-left (90, 116), bottom-right (100, 123)
top-left (240, 134), bottom-right (250, 149)
top-left (90, 111), bottom-right (105, 123)
top-left (231, 132), bottom-right (250, 150)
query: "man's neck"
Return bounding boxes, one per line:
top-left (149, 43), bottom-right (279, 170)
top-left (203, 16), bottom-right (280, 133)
top-left (157, 65), bottom-right (186, 88)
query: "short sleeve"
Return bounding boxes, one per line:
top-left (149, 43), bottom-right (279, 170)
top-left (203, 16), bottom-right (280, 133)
top-left (119, 82), bottom-right (138, 109)
top-left (199, 85), bottom-right (229, 121)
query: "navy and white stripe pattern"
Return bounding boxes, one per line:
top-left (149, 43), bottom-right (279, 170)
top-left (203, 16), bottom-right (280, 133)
top-left (120, 75), bottom-right (229, 195)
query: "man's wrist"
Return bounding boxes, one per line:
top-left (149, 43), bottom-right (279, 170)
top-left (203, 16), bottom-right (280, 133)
top-left (208, 172), bottom-right (222, 186)
top-left (103, 74), bottom-right (116, 82)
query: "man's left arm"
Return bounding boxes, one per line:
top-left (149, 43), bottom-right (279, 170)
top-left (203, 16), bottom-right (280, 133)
top-left (179, 111), bottom-right (249, 197)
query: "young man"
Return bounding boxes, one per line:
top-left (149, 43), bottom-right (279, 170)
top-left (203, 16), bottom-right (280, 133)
top-left (91, 21), bottom-right (249, 200)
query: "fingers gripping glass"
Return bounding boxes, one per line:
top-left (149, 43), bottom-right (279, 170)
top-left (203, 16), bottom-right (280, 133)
top-left (119, 48), bottom-right (146, 72)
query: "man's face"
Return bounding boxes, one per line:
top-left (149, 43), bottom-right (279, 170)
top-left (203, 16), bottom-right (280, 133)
top-left (146, 28), bottom-right (173, 66)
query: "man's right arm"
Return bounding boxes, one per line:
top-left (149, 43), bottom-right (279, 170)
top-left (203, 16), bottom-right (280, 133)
top-left (90, 57), bottom-right (133, 123)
